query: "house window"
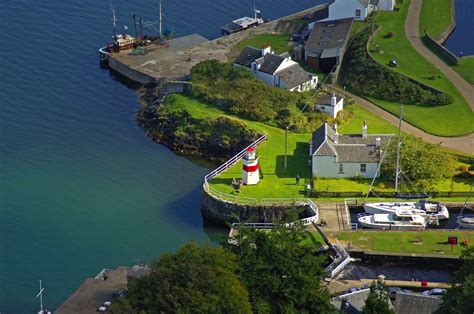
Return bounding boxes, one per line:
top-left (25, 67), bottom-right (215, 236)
top-left (321, 106), bottom-right (325, 110)
top-left (339, 164), bottom-right (344, 173)
top-left (355, 9), bottom-right (361, 17)
top-left (318, 41), bottom-right (329, 45)
top-left (360, 164), bottom-right (367, 173)
top-left (323, 29), bottom-right (334, 33)
top-left (326, 23), bottom-right (335, 27)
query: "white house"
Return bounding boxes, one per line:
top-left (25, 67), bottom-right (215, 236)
top-left (313, 0), bottom-right (395, 26)
top-left (234, 45), bottom-right (318, 92)
top-left (316, 93), bottom-right (344, 118)
top-left (310, 122), bottom-right (393, 178)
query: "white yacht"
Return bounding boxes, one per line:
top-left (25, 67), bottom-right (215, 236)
top-left (363, 106), bottom-right (449, 221)
top-left (358, 210), bottom-right (427, 230)
top-left (364, 200), bottom-right (449, 220)
top-left (457, 216), bottom-right (474, 229)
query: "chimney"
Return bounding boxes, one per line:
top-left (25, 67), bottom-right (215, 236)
top-left (331, 93), bottom-right (337, 107)
top-left (261, 42), bottom-right (271, 56)
top-left (375, 137), bottom-right (381, 147)
top-left (334, 132), bottom-right (339, 144)
top-left (333, 123), bottom-right (337, 132)
top-left (362, 120), bottom-right (367, 138)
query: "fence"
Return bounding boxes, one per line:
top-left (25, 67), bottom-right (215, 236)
top-left (311, 190), bottom-right (473, 198)
top-left (313, 223), bottom-right (351, 278)
top-left (204, 134), bottom-right (268, 185)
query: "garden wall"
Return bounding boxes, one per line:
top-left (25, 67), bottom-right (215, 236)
top-left (423, 31), bottom-right (459, 65)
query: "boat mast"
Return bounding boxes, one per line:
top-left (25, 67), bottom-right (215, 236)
top-left (110, 0), bottom-right (117, 39)
top-left (159, 0), bottom-right (163, 38)
top-left (36, 280), bottom-right (44, 313)
top-left (394, 105), bottom-right (403, 192)
top-left (253, 0), bottom-right (257, 19)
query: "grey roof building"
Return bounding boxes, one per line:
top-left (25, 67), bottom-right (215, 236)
top-left (393, 293), bottom-right (442, 314)
top-left (310, 122), bottom-right (393, 178)
top-left (305, 17), bottom-right (353, 73)
top-left (234, 46), bottom-right (262, 67)
top-left (331, 288), bottom-right (395, 313)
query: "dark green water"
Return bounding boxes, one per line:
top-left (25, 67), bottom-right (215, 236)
top-left (0, 0), bottom-right (319, 311)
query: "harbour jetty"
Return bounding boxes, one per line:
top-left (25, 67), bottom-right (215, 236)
top-left (107, 4), bottom-right (328, 85)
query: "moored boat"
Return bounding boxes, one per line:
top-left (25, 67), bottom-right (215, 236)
top-left (221, 1), bottom-right (264, 35)
top-left (457, 216), bottom-right (474, 229)
top-left (364, 200), bottom-right (449, 220)
top-left (358, 210), bottom-right (427, 230)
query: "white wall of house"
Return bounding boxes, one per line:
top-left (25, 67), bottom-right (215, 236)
top-left (378, 0), bottom-right (395, 11)
top-left (315, 102), bottom-right (343, 118)
top-left (255, 70), bottom-right (275, 86)
top-left (322, 0), bottom-right (368, 21)
top-left (312, 156), bottom-right (379, 178)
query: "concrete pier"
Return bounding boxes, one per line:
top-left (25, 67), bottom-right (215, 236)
top-left (107, 5), bottom-right (327, 85)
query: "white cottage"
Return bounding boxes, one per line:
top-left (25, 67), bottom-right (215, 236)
top-left (316, 93), bottom-right (344, 118)
top-left (234, 45), bottom-right (318, 92)
top-left (314, 0), bottom-right (395, 25)
top-left (310, 122), bottom-right (393, 178)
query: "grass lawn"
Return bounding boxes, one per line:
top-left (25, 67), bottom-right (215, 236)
top-left (419, 0), bottom-right (453, 39)
top-left (168, 94), bottom-right (472, 201)
top-left (301, 230), bottom-right (326, 248)
top-left (453, 56), bottom-right (474, 85)
top-left (236, 33), bottom-right (291, 54)
top-left (368, 0), bottom-right (474, 136)
top-left (332, 230), bottom-right (474, 257)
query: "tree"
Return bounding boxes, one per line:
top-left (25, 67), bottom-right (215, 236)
top-left (437, 246), bottom-right (474, 314)
top-left (381, 135), bottom-right (456, 189)
top-left (111, 242), bottom-right (252, 314)
top-left (361, 282), bottom-right (395, 314)
top-left (236, 223), bottom-right (336, 313)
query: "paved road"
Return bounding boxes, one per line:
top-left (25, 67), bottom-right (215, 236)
top-left (327, 85), bottom-right (474, 155)
top-left (406, 0), bottom-right (474, 108)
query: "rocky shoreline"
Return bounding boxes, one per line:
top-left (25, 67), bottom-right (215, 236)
top-left (136, 86), bottom-right (262, 163)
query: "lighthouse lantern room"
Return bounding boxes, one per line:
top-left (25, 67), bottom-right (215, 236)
top-left (242, 147), bottom-right (260, 185)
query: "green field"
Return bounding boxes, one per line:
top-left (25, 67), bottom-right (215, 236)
top-left (332, 230), bottom-right (474, 256)
top-left (168, 94), bottom-right (472, 201)
top-left (454, 57), bottom-right (474, 85)
top-left (368, 0), bottom-right (473, 136)
top-left (419, 0), bottom-right (453, 39)
top-left (236, 33), bottom-right (292, 54)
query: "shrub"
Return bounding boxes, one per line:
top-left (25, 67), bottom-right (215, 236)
top-left (459, 164), bottom-right (469, 172)
top-left (384, 31), bottom-right (394, 38)
top-left (340, 27), bottom-right (453, 106)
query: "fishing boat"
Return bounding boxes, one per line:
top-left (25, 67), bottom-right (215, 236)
top-left (358, 210), bottom-right (427, 230)
top-left (221, 0), bottom-right (264, 35)
top-left (363, 106), bottom-right (449, 220)
top-left (99, 1), bottom-right (137, 63)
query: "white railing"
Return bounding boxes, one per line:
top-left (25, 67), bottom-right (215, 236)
top-left (204, 134), bottom-right (268, 185)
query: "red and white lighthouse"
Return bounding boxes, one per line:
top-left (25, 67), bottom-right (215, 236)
top-left (242, 147), bottom-right (260, 185)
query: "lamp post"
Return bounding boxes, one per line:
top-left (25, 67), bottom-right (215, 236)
top-left (284, 125), bottom-right (288, 174)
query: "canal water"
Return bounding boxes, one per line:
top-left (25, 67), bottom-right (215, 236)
top-left (0, 0), bottom-right (323, 311)
top-left (444, 0), bottom-right (474, 56)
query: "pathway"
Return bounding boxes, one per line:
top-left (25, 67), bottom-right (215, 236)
top-left (405, 0), bottom-right (474, 108)
top-left (327, 85), bottom-right (474, 155)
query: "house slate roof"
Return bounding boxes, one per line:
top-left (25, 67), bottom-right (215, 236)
top-left (259, 53), bottom-right (286, 74)
top-left (275, 64), bottom-right (313, 89)
top-left (393, 293), bottom-right (442, 314)
top-left (311, 122), bottom-right (393, 163)
top-left (359, 0), bottom-right (379, 7)
top-left (318, 95), bottom-right (343, 105)
top-left (305, 17), bottom-right (353, 59)
top-left (234, 46), bottom-right (262, 67)
top-left (331, 288), bottom-right (395, 312)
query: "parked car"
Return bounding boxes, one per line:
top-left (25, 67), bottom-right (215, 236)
top-left (113, 289), bottom-right (127, 298)
top-left (97, 305), bottom-right (107, 312)
top-left (422, 288), bottom-right (447, 297)
top-left (388, 286), bottom-right (412, 299)
top-left (346, 287), bottom-right (361, 294)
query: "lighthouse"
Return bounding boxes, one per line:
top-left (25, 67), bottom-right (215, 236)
top-left (242, 147), bottom-right (260, 185)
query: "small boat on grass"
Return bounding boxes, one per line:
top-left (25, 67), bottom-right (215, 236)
top-left (358, 209), bottom-right (427, 230)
